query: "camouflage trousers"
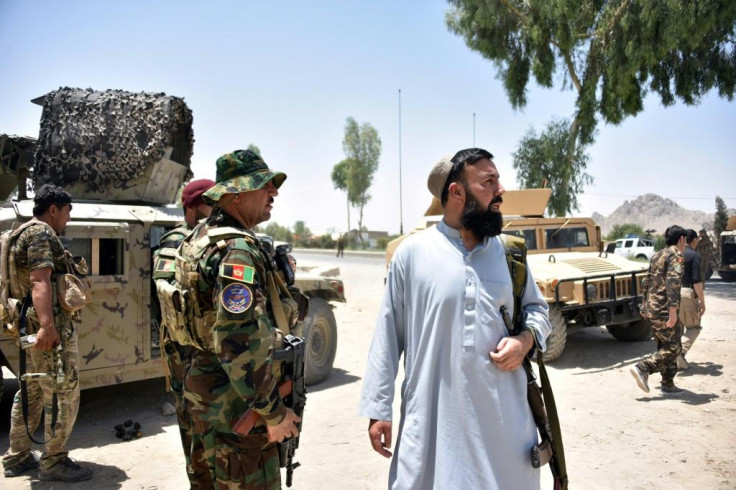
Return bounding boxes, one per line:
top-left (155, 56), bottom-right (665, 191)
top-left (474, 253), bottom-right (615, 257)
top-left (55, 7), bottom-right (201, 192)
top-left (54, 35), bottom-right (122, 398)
top-left (185, 353), bottom-right (281, 490)
top-left (639, 320), bottom-right (683, 386)
top-left (163, 339), bottom-right (200, 488)
top-left (2, 319), bottom-right (80, 471)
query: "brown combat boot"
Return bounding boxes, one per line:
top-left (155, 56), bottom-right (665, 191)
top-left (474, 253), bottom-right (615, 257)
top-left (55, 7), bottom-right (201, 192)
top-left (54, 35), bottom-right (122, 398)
top-left (38, 457), bottom-right (93, 482)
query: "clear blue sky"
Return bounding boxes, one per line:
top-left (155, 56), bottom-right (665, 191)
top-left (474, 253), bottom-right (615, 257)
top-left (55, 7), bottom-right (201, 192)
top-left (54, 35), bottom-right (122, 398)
top-left (2, 0), bottom-right (734, 235)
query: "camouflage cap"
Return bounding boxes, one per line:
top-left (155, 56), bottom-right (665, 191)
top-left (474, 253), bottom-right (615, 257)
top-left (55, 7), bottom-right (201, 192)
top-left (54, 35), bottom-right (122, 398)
top-left (202, 150), bottom-right (287, 204)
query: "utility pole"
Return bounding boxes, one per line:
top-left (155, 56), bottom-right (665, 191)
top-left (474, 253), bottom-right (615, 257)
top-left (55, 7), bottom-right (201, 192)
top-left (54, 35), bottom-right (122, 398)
top-left (473, 112), bottom-right (476, 147)
top-left (399, 89), bottom-right (404, 235)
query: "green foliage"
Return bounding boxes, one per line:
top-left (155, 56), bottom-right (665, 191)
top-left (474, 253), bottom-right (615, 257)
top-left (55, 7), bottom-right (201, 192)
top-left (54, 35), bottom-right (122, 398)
top-left (653, 235), bottom-right (666, 252)
top-left (447, 0), bottom-right (736, 211)
top-left (332, 117), bottom-right (382, 243)
top-left (311, 234), bottom-right (336, 249)
top-left (376, 235), bottom-right (400, 251)
top-left (258, 222), bottom-right (293, 243)
top-left (292, 221), bottom-right (312, 248)
top-left (714, 196), bottom-right (729, 238)
top-left (512, 118), bottom-right (593, 216)
top-left (605, 223), bottom-right (647, 242)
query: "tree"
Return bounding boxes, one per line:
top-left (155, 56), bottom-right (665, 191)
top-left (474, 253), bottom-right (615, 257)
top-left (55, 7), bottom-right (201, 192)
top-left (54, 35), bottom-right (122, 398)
top-left (292, 220), bottom-right (312, 248)
top-left (714, 196), bottom-right (729, 238)
top-left (447, 1), bottom-right (736, 210)
top-left (605, 223), bottom-right (647, 242)
top-left (512, 118), bottom-right (592, 216)
top-left (331, 158), bottom-right (355, 241)
top-left (332, 117), bottom-right (382, 244)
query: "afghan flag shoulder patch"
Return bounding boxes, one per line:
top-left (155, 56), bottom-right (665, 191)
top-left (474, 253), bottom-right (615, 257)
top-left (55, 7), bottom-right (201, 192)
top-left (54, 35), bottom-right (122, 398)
top-left (220, 262), bottom-right (255, 284)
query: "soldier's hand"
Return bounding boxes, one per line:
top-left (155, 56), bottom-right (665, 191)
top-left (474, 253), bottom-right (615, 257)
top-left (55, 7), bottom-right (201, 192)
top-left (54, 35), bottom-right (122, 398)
top-left (266, 408), bottom-right (301, 443)
top-left (490, 331), bottom-right (533, 371)
top-left (33, 326), bottom-right (60, 350)
top-left (368, 419), bottom-right (392, 458)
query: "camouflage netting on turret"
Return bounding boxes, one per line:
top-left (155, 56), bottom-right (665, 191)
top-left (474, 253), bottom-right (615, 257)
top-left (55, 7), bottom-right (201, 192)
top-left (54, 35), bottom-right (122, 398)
top-left (32, 87), bottom-right (194, 191)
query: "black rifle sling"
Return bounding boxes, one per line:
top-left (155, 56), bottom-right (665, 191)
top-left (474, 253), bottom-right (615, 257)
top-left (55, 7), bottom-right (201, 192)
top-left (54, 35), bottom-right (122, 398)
top-left (18, 291), bottom-right (59, 445)
top-left (504, 237), bottom-right (568, 489)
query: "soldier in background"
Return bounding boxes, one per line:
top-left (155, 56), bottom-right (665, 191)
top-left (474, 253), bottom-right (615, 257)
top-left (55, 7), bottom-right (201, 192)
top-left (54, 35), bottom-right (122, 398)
top-left (178, 150), bottom-right (301, 489)
top-left (630, 225), bottom-right (688, 396)
top-left (696, 229), bottom-right (714, 284)
top-left (2, 185), bottom-right (92, 482)
top-left (153, 178), bottom-right (214, 487)
top-left (336, 234), bottom-right (345, 257)
top-left (677, 230), bottom-right (706, 370)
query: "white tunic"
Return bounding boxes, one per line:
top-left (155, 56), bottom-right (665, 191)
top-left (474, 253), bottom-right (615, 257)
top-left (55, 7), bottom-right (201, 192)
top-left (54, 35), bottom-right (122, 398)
top-left (359, 221), bottom-right (551, 490)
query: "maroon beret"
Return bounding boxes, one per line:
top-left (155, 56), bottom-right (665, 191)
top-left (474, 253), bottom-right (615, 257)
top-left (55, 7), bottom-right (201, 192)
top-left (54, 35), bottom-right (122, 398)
top-left (181, 179), bottom-right (215, 208)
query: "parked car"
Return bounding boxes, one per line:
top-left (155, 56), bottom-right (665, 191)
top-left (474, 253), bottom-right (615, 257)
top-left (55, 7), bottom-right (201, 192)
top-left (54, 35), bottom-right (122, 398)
top-left (614, 236), bottom-right (655, 261)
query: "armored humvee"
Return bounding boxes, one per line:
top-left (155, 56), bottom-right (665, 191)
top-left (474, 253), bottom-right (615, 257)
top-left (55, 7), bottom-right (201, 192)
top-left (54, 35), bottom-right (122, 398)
top-left (717, 215), bottom-right (736, 282)
top-left (386, 188), bottom-right (650, 362)
top-left (0, 88), bottom-right (343, 397)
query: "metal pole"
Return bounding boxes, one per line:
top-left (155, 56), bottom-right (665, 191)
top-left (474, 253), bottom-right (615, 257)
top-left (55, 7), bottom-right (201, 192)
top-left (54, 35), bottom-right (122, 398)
top-left (473, 112), bottom-right (476, 147)
top-left (399, 89), bottom-right (404, 235)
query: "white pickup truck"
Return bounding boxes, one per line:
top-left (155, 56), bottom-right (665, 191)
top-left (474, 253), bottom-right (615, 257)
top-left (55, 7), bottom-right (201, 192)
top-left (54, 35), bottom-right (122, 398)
top-left (614, 236), bottom-right (655, 261)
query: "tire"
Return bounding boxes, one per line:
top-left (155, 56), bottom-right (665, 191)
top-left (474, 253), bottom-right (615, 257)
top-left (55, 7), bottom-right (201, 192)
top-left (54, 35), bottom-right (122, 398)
top-left (606, 318), bottom-right (652, 341)
top-left (719, 270), bottom-right (736, 282)
top-left (303, 298), bottom-right (337, 386)
top-left (542, 305), bottom-right (567, 362)
top-left (636, 254), bottom-right (648, 261)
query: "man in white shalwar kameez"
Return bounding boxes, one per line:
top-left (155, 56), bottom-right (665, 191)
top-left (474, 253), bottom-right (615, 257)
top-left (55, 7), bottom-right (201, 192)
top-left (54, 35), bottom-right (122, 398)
top-left (359, 148), bottom-right (552, 490)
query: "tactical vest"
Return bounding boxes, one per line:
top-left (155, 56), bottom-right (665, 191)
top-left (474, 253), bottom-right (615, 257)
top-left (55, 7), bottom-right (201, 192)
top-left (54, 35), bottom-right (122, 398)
top-left (0, 220), bottom-right (79, 338)
top-left (157, 225), bottom-right (301, 352)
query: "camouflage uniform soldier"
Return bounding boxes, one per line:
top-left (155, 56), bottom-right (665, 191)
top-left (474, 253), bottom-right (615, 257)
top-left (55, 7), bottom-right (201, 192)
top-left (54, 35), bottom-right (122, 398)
top-left (630, 225), bottom-right (688, 396)
top-left (2, 185), bottom-right (92, 481)
top-left (696, 229), bottom-right (714, 284)
top-left (154, 178), bottom-right (214, 488)
top-left (178, 150), bottom-right (301, 489)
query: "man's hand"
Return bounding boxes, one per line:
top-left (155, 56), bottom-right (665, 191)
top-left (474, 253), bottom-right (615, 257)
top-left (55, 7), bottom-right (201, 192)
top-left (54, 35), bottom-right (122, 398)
top-left (266, 408), bottom-right (301, 443)
top-left (666, 306), bottom-right (678, 327)
top-left (490, 331), bottom-right (533, 371)
top-left (698, 301), bottom-right (706, 316)
top-left (368, 419), bottom-right (392, 458)
top-left (33, 326), bottom-right (60, 350)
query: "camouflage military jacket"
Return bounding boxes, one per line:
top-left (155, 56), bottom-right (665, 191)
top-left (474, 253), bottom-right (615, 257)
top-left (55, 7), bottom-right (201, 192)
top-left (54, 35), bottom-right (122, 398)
top-left (153, 223), bottom-right (192, 281)
top-left (11, 220), bottom-right (70, 329)
top-left (182, 210), bottom-right (285, 426)
top-left (643, 245), bottom-right (684, 321)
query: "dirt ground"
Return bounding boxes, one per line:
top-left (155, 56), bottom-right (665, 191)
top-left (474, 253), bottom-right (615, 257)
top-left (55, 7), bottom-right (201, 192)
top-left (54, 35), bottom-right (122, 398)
top-left (1, 252), bottom-right (735, 489)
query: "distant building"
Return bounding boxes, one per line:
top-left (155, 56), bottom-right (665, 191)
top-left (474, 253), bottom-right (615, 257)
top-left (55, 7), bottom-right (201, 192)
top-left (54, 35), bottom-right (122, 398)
top-left (349, 229), bottom-right (389, 249)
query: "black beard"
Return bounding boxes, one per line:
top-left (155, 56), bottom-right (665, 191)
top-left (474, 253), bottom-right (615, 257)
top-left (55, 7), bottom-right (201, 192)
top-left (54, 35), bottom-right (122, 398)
top-left (460, 191), bottom-right (503, 240)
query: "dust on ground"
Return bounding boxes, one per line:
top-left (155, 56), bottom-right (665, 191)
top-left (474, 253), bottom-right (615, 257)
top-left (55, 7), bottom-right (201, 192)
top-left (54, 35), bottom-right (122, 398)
top-left (1, 254), bottom-right (734, 489)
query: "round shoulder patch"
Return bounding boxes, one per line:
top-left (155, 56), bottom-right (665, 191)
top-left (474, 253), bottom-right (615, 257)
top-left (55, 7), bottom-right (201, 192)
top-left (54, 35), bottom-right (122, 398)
top-left (220, 283), bottom-right (253, 314)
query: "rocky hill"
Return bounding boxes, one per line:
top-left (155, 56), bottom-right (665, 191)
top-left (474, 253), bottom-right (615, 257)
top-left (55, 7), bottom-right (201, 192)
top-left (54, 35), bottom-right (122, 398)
top-left (592, 194), bottom-right (734, 237)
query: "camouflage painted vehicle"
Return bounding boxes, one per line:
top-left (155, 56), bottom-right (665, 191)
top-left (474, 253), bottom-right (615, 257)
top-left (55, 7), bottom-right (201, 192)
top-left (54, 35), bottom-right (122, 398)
top-left (0, 88), bottom-right (344, 397)
top-left (386, 188), bottom-right (650, 362)
top-left (718, 216), bottom-right (736, 282)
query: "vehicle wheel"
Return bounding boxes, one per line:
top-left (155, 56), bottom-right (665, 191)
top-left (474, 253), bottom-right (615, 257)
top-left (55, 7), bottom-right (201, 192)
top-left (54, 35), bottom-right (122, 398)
top-left (303, 298), bottom-right (337, 386)
top-left (719, 270), bottom-right (736, 282)
top-left (541, 305), bottom-right (567, 362)
top-left (636, 254), bottom-right (648, 261)
top-left (606, 318), bottom-right (652, 341)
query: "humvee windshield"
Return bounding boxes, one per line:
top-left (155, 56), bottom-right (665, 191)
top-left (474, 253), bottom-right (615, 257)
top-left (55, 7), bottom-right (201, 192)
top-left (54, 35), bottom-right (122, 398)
top-left (546, 227), bottom-right (590, 249)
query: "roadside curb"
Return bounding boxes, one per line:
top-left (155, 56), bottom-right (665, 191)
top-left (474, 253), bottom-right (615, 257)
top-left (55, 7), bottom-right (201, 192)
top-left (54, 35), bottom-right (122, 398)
top-left (292, 248), bottom-right (384, 259)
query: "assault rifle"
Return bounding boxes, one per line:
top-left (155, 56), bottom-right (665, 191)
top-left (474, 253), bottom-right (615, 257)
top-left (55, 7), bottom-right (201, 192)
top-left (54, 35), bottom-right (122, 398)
top-left (233, 334), bottom-right (306, 487)
top-left (501, 306), bottom-right (568, 490)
